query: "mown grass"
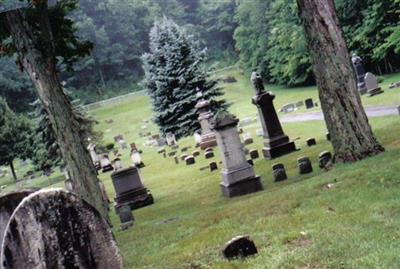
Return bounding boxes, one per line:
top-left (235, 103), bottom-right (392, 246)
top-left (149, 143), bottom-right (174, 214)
top-left (2, 68), bottom-right (400, 268)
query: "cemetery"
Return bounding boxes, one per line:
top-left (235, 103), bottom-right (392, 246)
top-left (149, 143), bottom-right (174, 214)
top-left (0, 1), bottom-right (400, 268)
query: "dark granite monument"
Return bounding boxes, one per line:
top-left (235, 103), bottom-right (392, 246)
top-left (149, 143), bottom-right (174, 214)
top-left (272, 163), bottom-right (287, 182)
top-left (351, 53), bottom-right (368, 95)
top-left (298, 157), bottom-right (313, 174)
top-left (319, 151), bottom-right (332, 169)
top-left (111, 166), bottom-right (154, 212)
top-left (211, 111), bottom-right (263, 198)
top-left (222, 235), bottom-right (258, 260)
top-left (251, 72), bottom-right (296, 159)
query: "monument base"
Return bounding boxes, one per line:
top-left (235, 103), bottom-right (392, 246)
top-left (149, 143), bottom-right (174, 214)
top-left (115, 188), bottom-right (154, 212)
top-left (368, 87), bottom-right (384, 97)
top-left (220, 176), bottom-right (263, 198)
top-left (262, 141), bottom-right (296, 160)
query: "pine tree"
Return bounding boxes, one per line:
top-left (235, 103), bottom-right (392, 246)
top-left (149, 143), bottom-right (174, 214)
top-left (142, 18), bottom-right (227, 139)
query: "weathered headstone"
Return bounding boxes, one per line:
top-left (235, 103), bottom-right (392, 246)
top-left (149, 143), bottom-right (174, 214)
top-left (195, 88), bottom-right (217, 149)
top-left (298, 157), bottom-right (313, 174)
top-left (111, 167), bottom-right (154, 212)
top-left (192, 150), bottom-right (200, 157)
top-left (305, 98), bottom-right (314, 109)
top-left (306, 138), bottom-right (317, 146)
top-left (351, 53), bottom-right (368, 95)
top-left (168, 151), bottom-right (177, 157)
top-left (211, 111), bottom-right (263, 197)
top-left (1, 189), bottom-right (123, 269)
top-left (131, 150), bottom-right (145, 168)
top-left (251, 72), bottom-right (297, 159)
top-left (296, 101), bottom-right (304, 107)
top-left (118, 205), bottom-right (134, 230)
top-left (165, 133), bottom-right (177, 146)
top-left (319, 151), bottom-right (332, 169)
top-left (249, 149), bottom-right (259, 159)
top-left (272, 163), bottom-right (287, 182)
top-left (222, 235), bottom-right (258, 260)
top-left (185, 156), bottom-right (195, 165)
top-left (280, 103), bottom-right (296, 113)
top-left (205, 151), bottom-right (214, 159)
top-left (365, 72), bottom-right (384, 96)
top-left (209, 162), bottom-right (218, 172)
top-left (112, 158), bottom-right (123, 171)
top-left (100, 155), bottom-right (113, 173)
top-left (242, 133), bottom-right (254, 145)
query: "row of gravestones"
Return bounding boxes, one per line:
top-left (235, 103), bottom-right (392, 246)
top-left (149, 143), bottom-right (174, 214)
top-left (0, 188), bottom-right (123, 268)
top-left (280, 98), bottom-right (317, 113)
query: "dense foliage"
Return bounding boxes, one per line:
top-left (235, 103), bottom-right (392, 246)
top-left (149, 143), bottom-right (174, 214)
top-left (142, 18), bottom-right (227, 139)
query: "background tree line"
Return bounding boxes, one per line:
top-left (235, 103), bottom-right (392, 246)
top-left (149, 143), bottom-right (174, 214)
top-left (1, 0), bottom-right (399, 111)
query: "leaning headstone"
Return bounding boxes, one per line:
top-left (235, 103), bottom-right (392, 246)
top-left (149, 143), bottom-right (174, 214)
top-left (222, 235), bottom-right (258, 260)
top-left (251, 72), bottom-right (296, 159)
top-left (1, 189), bottom-right (123, 269)
top-left (319, 151), bottom-right (333, 169)
top-left (306, 138), bottom-right (317, 146)
top-left (305, 98), bottom-right (314, 109)
top-left (205, 151), bottom-right (214, 159)
top-left (171, 144), bottom-right (179, 150)
top-left (351, 53), bottom-right (368, 95)
top-left (211, 111), bottom-right (263, 197)
top-left (195, 88), bottom-right (218, 149)
top-left (272, 163), bottom-right (287, 182)
top-left (185, 156), bottom-right (195, 165)
top-left (209, 162), bottom-right (218, 172)
top-left (365, 72), bottom-right (384, 96)
top-left (118, 204), bottom-right (134, 230)
top-left (298, 157), bottom-right (313, 174)
top-left (249, 149), bottom-right (259, 159)
top-left (111, 166), bottom-right (154, 212)
top-left (0, 189), bottom-right (39, 242)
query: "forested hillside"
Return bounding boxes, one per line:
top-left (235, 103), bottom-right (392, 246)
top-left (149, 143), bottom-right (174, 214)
top-left (1, 0), bottom-right (399, 109)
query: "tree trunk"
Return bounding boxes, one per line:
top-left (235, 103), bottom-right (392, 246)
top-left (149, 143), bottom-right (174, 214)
top-left (296, 0), bottom-right (384, 162)
top-left (5, 7), bottom-right (108, 218)
top-left (9, 161), bottom-right (17, 182)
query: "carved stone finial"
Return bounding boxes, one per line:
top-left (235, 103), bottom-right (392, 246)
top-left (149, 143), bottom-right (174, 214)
top-left (251, 72), bottom-right (265, 95)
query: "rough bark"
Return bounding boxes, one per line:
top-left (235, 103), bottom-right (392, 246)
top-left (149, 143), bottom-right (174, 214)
top-left (5, 7), bottom-right (108, 218)
top-left (296, 0), bottom-right (384, 162)
top-left (8, 162), bottom-right (17, 182)
top-left (1, 189), bottom-right (122, 269)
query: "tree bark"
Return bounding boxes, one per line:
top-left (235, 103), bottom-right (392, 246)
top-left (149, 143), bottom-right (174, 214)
top-left (5, 7), bottom-right (108, 218)
top-left (9, 161), bottom-right (17, 182)
top-left (296, 0), bottom-right (384, 162)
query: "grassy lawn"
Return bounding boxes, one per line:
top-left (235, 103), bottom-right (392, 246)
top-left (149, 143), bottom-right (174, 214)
top-left (1, 68), bottom-right (400, 268)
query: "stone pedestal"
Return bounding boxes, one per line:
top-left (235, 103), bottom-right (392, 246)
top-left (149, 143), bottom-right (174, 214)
top-left (251, 72), bottom-right (296, 159)
top-left (111, 166), bottom-right (153, 212)
top-left (351, 53), bottom-right (368, 95)
top-left (211, 112), bottom-right (263, 198)
top-left (195, 90), bottom-right (217, 149)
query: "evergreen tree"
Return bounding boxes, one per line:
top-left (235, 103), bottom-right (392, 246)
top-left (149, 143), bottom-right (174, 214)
top-left (142, 18), bottom-right (227, 139)
top-left (0, 98), bottom-right (34, 181)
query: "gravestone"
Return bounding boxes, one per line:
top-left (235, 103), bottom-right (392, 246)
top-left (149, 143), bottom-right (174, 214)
top-left (168, 151), bottom-right (177, 157)
top-left (305, 98), bottom-right (314, 109)
top-left (131, 150), bottom-right (145, 168)
top-left (1, 189), bottom-right (123, 269)
top-left (195, 88), bottom-right (217, 149)
top-left (251, 72), bottom-right (297, 159)
top-left (157, 148), bottom-right (166, 154)
top-left (111, 166), bottom-right (154, 212)
top-left (112, 158), bottom-right (123, 171)
top-left (87, 143), bottom-right (101, 170)
top-left (238, 117), bottom-right (253, 127)
top-left (319, 151), bottom-right (332, 169)
top-left (181, 147), bottom-right (188, 152)
top-left (280, 103), bottom-right (296, 113)
top-left (0, 189), bottom-right (39, 242)
top-left (222, 235), bottom-right (258, 260)
top-left (180, 154), bottom-right (188, 161)
top-left (256, 129), bottom-right (264, 137)
top-left (296, 101), bottom-right (304, 107)
top-left (351, 53), bottom-right (368, 95)
top-left (249, 149), bottom-right (259, 159)
top-left (205, 151), bottom-right (214, 159)
top-left (205, 147), bottom-right (213, 152)
top-left (364, 72), bottom-right (384, 96)
top-left (298, 157), bottom-right (313, 174)
top-left (185, 156), bottom-right (195, 165)
top-left (192, 151), bottom-right (200, 157)
top-left (306, 138), bottom-right (317, 146)
top-left (272, 163), bottom-right (287, 182)
top-left (242, 133), bottom-right (254, 145)
top-left (166, 133), bottom-right (177, 146)
top-left (118, 205), bottom-right (134, 230)
top-left (209, 162), bottom-right (218, 172)
top-left (100, 155), bottom-right (113, 173)
top-left (211, 111), bottom-right (263, 198)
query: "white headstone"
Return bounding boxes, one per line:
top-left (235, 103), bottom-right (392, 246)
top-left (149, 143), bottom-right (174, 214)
top-left (364, 72), bottom-right (379, 91)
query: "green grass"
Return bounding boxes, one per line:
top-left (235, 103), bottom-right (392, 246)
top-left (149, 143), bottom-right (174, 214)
top-left (2, 67), bottom-right (400, 268)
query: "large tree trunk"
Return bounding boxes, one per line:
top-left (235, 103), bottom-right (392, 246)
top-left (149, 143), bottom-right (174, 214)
top-left (5, 7), bottom-right (108, 218)
top-left (296, 0), bottom-right (384, 162)
top-left (9, 161), bottom-right (17, 182)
